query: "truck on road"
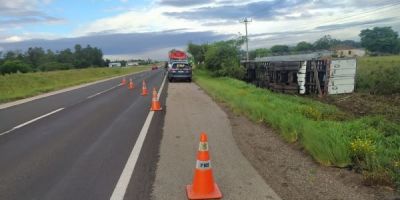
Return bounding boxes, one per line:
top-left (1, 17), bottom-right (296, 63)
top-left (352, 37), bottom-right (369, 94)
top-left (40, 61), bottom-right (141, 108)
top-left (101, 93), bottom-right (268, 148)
top-left (167, 50), bottom-right (192, 82)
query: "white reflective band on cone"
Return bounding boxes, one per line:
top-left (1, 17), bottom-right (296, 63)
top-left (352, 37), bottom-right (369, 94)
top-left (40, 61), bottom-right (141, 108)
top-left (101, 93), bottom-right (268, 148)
top-left (196, 160), bottom-right (211, 170)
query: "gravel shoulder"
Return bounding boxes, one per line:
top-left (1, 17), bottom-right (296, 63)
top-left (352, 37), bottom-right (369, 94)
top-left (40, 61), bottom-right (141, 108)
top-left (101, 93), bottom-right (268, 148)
top-left (151, 83), bottom-right (281, 200)
top-left (220, 102), bottom-right (399, 200)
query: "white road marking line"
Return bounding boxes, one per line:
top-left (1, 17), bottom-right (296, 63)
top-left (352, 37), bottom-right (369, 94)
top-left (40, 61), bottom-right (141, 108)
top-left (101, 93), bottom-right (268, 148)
top-left (0, 108), bottom-right (65, 136)
top-left (87, 92), bottom-right (102, 99)
top-left (87, 85), bottom-right (120, 99)
top-left (110, 74), bottom-right (167, 200)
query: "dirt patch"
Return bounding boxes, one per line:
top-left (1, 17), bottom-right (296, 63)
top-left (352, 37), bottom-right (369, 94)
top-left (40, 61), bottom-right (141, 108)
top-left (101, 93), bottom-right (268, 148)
top-left (319, 93), bottom-right (400, 123)
top-left (218, 103), bottom-right (399, 200)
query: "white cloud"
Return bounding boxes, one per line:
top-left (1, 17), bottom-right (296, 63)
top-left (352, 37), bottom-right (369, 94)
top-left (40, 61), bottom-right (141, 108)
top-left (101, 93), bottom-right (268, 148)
top-left (1, 0), bottom-right (400, 57)
top-left (0, 0), bottom-right (53, 16)
top-left (75, 0), bottom-right (400, 45)
top-left (74, 5), bottom-right (207, 36)
top-left (4, 36), bottom-right (24, 42)
top-left (0, 32), bottom-right (61, 43)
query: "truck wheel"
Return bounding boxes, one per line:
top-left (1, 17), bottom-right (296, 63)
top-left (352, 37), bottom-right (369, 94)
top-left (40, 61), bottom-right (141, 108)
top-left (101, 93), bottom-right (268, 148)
top-left (169, 78), bottom-right (173, 82)
top-left (188, 78), bottom-right (192, 82)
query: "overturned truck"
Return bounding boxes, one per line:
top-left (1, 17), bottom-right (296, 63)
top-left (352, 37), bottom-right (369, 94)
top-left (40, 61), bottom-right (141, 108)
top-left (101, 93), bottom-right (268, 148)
top-left (242, 52), bottom-right (357, 95)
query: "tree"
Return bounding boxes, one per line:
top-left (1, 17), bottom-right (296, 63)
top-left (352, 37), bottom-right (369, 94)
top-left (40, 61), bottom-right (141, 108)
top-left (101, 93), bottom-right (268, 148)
top-left (340, 40), bottom-right (361, 48)
top-left (104, 59), bottom-right (111, 67)
top-left (270, 45), bottom-right (289, 54)
top-left (57, 48), bottom-right (74, 64)
top-left (359, 27), bottom-right (399, 54)
top-left (4, 51), bottom-right (17, 60)
top-left (313, 35), bottom-right (340, 50)
top-left (73, 44), bottom-right (86, 68)
top-left (295, 41), bottom-right (313, 52)
top-left (26, 47), bottom-right (45, 70)
top-left (204, 39), bottom-right (245, 78)
top-left (0, 44), bottom-right (106, 75)
top-left (45, 49), bottom-right (56, 62)
top-left (187, 42), bottom-right (208, 64)
top-left (249, 48), bottom-right (271, 59)
top-left (91, 47), bottom-right (104, 67)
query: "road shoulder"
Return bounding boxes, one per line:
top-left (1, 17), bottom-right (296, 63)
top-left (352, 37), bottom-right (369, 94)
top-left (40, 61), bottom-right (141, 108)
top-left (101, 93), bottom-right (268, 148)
top-left (151, 83), bottom-right (281, 200)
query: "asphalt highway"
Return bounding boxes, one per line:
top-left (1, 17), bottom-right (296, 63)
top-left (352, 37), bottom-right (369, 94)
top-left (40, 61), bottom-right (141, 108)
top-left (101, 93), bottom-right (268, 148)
top-left (0, 69), bottom-right (166, 200)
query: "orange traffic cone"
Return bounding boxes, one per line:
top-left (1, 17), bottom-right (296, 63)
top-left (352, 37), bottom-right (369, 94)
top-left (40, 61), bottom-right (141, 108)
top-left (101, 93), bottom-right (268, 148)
top-left (128, 78), bottom-right (134, 90)
top-left (150, 87), bottom-right (162, 111)
top-left (141, 80), bottom-right (148, 96)
top-left (121, 77), bottom-right (127, 85)
top-left (186, 132), bottom-right (222, 200)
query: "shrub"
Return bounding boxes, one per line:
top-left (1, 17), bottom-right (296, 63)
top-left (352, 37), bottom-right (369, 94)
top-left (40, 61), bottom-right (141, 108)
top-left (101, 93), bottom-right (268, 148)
top-left (350, 138), bottom-right (376, 170)
top-left (204, 39), bottom-right (244, 79)
top-left (0, 60), bottom-right (32, 74)
top-left (39, 62), bottom-right (73, 71)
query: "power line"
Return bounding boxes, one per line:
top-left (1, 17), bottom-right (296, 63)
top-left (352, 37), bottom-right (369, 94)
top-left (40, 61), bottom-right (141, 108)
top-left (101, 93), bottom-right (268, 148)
top-left (249, 1), bottom-right (400, 42)
top-left (295, 1), bottom-right (400, 31)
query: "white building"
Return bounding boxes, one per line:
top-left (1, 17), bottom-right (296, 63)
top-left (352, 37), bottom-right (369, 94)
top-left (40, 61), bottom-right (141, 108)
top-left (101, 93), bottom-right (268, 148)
top-left (108, 62), bottom-right (122, 67)
top-left (335, 48), bottom-right (366, 58)
top-left (127, 62), bottom-right (139, 66)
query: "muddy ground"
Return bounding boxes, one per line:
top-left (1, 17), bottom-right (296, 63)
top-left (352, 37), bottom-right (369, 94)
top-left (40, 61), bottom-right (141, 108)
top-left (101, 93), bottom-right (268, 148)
top-left (218, 102), bottom-right (400, 200)
top-left (320, 93), bottom-right (400, 123)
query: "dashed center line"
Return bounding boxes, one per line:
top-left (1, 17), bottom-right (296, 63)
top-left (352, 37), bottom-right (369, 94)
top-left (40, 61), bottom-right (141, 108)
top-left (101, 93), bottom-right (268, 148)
top-left (0, 108), bottom-right (65, 136)
top-left (87, 85), bottom-right (120, 99)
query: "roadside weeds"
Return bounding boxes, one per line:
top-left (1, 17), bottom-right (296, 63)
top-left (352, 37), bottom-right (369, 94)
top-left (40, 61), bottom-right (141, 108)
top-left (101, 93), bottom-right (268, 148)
top-left (194, 70), bottom-right (400, 190)
top-left (220, 101), bottom-right (398, 200)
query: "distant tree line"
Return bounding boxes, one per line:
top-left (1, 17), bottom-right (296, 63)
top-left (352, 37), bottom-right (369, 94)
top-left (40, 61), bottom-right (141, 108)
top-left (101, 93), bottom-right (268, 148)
top-left (0, 44), bottom-right (105, 74)
top-left (248, 27), bottom-right (400, 59)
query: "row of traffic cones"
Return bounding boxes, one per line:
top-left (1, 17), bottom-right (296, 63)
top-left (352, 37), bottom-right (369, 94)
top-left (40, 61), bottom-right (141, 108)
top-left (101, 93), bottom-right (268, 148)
top-left (123, 77), bottom-right (221, 199)
top-left (121, 77), bottom-right (162, 111)
top-left (122, 77), bottom-right (135, 90)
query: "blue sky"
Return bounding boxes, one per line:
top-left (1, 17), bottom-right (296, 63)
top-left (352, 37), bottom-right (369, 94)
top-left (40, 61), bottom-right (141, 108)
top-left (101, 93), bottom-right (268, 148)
top-left (0, 0), bottom-right (399, 59)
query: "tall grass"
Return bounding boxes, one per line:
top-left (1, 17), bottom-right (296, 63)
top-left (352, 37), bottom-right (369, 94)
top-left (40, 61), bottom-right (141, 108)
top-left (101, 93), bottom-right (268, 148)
top-left (357, 56), bottom-right (400, 94)
top-left (0, 66), bottom-right (150, 103)
top-left (195, 70), bottom-right (400, 188)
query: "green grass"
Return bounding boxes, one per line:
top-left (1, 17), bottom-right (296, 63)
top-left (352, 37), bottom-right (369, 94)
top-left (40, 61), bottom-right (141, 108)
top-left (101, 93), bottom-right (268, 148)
top-left (0, 66), bottom-right (150, 103)
top-left (194, 70), bottom-right (400, 189)
top-left (357, 56), bottom-right (400, 94)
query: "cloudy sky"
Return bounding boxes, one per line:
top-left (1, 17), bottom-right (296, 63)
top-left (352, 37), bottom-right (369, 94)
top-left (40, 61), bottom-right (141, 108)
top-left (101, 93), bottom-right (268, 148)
top-left (0, 0), bottom-right (399, 59)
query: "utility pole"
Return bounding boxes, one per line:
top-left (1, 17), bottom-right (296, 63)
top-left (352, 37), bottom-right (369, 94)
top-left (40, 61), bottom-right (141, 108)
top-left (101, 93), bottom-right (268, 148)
top-left (240, 17), bottom-right (252, 61)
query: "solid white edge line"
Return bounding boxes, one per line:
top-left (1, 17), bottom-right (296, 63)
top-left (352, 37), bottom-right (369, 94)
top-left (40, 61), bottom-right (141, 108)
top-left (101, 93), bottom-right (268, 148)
top-left (110, 74), bottom-right (167, 200)
top-left (0, 107), bottom-right (65, 136)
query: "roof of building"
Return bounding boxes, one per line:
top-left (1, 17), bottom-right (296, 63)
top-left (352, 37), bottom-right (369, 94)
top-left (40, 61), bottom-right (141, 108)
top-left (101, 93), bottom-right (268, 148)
top-left (331, 46), bottom-right (365, 51)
